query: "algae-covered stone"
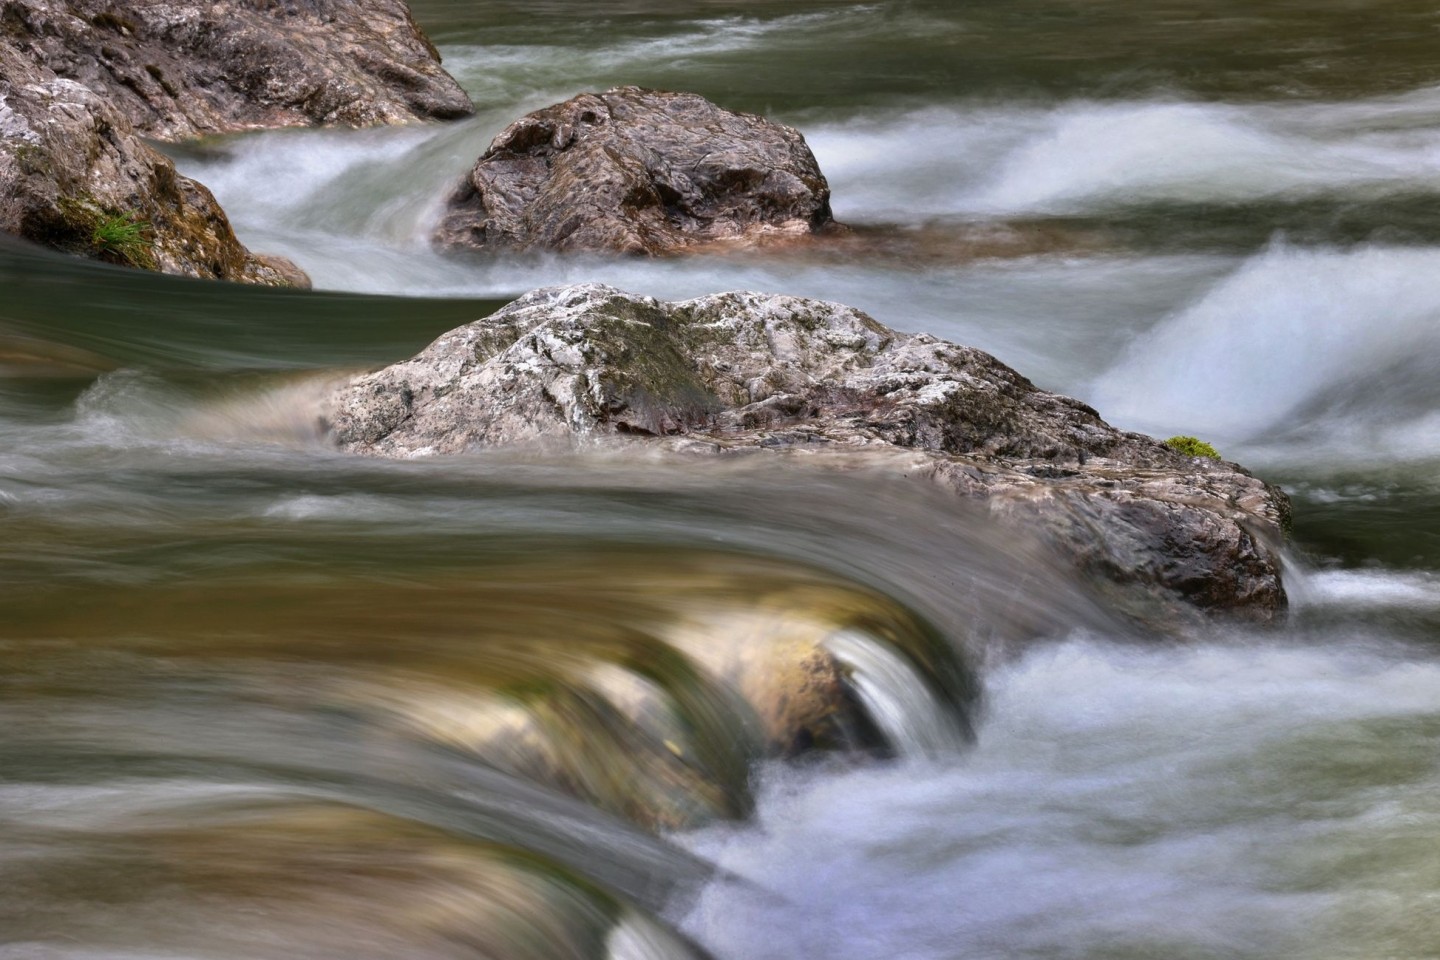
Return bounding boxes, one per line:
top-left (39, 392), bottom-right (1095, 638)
top-left (0, 0), bottom-right (470, 280)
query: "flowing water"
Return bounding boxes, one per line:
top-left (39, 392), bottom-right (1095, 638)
top-left (5, 1), bottom-right (1440, 957)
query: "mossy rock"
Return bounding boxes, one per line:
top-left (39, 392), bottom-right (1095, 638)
top-left (1164, 435), bottom-right (1222, 460)
top-left (55, 195), bottom-right (156, 270)
top-left (91, 212), bottom-right (155, 269)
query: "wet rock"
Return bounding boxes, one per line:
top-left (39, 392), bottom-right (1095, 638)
top-left (345, 575), bottom-right (951, 831)
top-left (0, 40), bottom-right (308, 284)
top-left (434, 86), bottom-right (836, 256)
top-left (324, 284), bottom-right (1291, 626)
top-left (0, 0), bottom-right (472, 139)
top-left (0, 0), bottom-right (464, 279)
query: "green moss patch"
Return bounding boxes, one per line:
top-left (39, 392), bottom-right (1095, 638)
top-left (1164, 435), bottom-right (1221, 460)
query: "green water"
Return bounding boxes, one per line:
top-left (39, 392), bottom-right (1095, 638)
top-left (412, 0), bottom-right (1440, 104)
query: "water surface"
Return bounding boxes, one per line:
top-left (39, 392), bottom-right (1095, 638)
top-left (6, 2), bottom-right (1440, 957)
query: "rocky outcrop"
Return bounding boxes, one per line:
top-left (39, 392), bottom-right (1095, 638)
top-left (0, 0), bottom-right (471, 279)
top-left (435, 87), bottom-right (837, 257)
top-left (0, 39), bottom-right (307, 284)
top-left (0, 0), bottom-right (473, 139)
top-left (325, 284), bottom-right (1290, 627)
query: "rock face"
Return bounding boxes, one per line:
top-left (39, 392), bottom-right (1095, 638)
top-left (0, 39), bottom-right (307, 284)
top-left (434, 87), bottom-right (836, 256)
top-left (0, 0), bottom-right (473, 139)
top-left (324, 285), bottom-right (1291, 626)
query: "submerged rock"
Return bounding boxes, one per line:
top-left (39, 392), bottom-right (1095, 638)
top-left (0, 41), bottom-right (307, 284)
top-left (434, 87), bottom-right (837, 256)
top-left (0, 0), bottom-right (472, 139)
top-left (325, 284), bottom-right (1290, 627)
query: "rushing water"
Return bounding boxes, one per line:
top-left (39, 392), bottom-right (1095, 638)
top-left (5, 2), bottom-right (1440, 957)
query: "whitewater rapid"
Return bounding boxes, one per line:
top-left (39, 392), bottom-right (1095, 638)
top-left (680, 627), bottom-right (1440, 960)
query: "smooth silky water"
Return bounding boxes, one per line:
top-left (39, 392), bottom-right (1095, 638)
top-left (6, 1), bottom-right (1440, 957)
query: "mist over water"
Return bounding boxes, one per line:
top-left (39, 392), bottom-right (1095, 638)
top-left (7, 1), bottom-right (1440, 957)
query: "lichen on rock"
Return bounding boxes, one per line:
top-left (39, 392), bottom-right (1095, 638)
top-left (324, 284), bottom-right (1292, 628)
top-left (0, 0), bottom-right (480, 281)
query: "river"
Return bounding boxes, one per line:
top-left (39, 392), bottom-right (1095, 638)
top-left (3, 2), bottom-right (1440, 957)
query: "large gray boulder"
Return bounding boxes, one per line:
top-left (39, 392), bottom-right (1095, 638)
top-left (324, 284), bottom-right (1291, 627)
top-left (0, 0), bottom-right (473, 139)
top-left (434, 87), bottom-right (837, 256)
top-left (0, 38), bottom-right (306, 284)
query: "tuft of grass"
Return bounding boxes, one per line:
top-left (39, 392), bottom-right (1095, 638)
top-left (1164, 435), bottom-right (1221, 460)
top-left (91, 213), bottom-right (155, 269)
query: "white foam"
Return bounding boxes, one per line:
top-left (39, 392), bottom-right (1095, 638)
top-left (1297, 568), bottom-right (1440, 611)
top-left (72, 370), bottom-right (341, 450)
top-left (606, 910), bottom-right (708, 960)
top-left (965, 99), bottom-right (1440, 214)
top-left (678, 639), bottom-right (1440, 960)
top-left (807, 87), bottom-right (1440, 221)
top-left (1088, 243), bottom-right (1440, 449)
top-left (261, 494), bottom-right (406, 521)
top-left (174, 121), bottom-right (474, 248)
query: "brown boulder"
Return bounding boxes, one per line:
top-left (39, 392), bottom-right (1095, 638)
top-left (434, 87), bottom-right (837, 256)
top-left (0, 0), bottom-right (472, 138)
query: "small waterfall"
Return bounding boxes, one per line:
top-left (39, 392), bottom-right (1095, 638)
top-left (677, 638), bottom-right (1440, 960)
top-left (605, 912), bottom-right (710, 960)
top-left (823, 628), bottom-right (972, 758)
